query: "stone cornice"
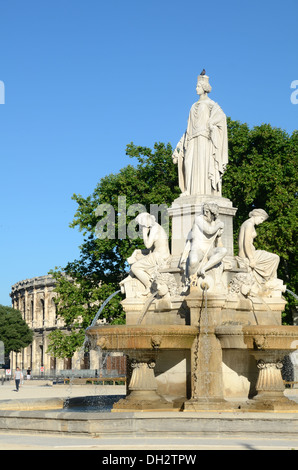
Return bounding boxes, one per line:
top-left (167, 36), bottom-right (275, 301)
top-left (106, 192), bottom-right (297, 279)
top-left (10, 275), bottom-right (56, 296)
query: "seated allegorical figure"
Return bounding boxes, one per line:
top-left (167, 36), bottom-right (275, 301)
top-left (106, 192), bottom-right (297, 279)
top-left (180, 203), bottom-right (227, 287)
top-left (237, 208), bottom-right (283, 295)
top-left (120, 212), bottom-right (170, 297)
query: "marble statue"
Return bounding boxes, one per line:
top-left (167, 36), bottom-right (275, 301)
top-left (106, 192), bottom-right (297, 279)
top-left (180, 203), bottom-right (227, 285)
top-left (125, 213), bottom-right (170, 296)
top-left (152, 272), bottom-right (177, 311)
top-left (172, 73), bottom-right (228, 196)
top-left (237, 209), bottom-right (280, 288)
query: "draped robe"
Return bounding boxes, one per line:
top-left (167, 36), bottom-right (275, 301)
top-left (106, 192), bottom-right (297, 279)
top-left (175, 98), bottom-right (228, 196)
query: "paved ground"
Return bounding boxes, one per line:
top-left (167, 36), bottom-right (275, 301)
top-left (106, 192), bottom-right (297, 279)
top-left (0, 379), bottom-right (126, 402)
top-left (0, 380), bottom-right (298, 450)
top-left (0, 432), bottom-right (298, 450)
top-left (1, 379), bottom-right (297, 404)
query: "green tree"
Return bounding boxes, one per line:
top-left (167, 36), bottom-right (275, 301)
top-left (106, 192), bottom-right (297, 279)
top-left (46, 328), bottom-right (85, 360)
top-left (223, 120), bottom-right (298, 322)
top-left (0, 305), bottom-right (33, 356)
top-left (49, 121), bottom-right (297, 357)
top-left (48, 142), bottom-right (179, 358)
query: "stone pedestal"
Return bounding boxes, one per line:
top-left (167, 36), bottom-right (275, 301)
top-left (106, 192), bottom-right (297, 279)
top-left (184, 290), bottom-right (232, 411)
top-left (186, 288), bottom-right (227, 326)
top-left (247, 351), bottom-right (298, 410)
top-left (168, 195), bottom-right (237, 263)
top-left (184, 330), bottom-right (228, 410)
top-left (112, 353), bottom-right (173, 411)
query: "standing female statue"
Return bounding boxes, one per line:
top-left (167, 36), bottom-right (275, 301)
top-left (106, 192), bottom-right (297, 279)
top-left (172, 73), bottom-right (228, 196)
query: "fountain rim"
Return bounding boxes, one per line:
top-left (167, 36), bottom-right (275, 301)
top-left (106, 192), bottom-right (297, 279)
top-left (215, 324), bottom-right (298, 352)
top-left (85, 324), bottom-right (199, 351)
top-left (215, 324), bottom-right (298, 337)
top-left (86, 324), bottom-right (199, 336)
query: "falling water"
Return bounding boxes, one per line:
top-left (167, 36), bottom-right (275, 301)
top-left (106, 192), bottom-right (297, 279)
top-left (82, 289), bottom-right (121, 349)
top-left (64, 289), bottom-right (121, 401)
top-left (137, 292), bottom-right (157, 325)
top-left (192, 285), bottom-right (212, 402)
top-left (82, 289), bottom-right (121, 369)
top-left (283, 290), bottom-right (298, 385)
top-left (201, 286), bottom-right (211, 399)
top-left (286, 289), bottom-right (298, 301)
top-left (90, 290), bottom-right (121, 328)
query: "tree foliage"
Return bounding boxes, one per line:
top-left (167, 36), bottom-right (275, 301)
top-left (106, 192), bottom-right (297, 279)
top-left (49, 121), bottom-right (297, 357)
top-left (48, 142), bottom-right (180, 357)
top-left (223, 120), bottom-right (298, 322)
top-left (47, 328), bottom-right (85, 359)
top-left (0, 305), bottom-right (33, 356)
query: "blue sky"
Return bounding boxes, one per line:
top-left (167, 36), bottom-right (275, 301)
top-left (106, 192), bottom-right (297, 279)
top-left (0, 0), bottom-right (297, 305)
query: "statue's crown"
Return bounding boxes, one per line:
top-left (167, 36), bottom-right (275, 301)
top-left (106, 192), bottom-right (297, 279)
top-left (197, 74), bottom-right (209, 83)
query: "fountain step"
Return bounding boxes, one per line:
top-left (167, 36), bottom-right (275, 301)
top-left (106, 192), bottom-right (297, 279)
top-left (1, 409), bottom-right (298, 438)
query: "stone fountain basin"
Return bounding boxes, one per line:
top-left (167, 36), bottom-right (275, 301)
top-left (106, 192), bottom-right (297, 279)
top-left (86, 324), bottom-right (198, 351)
top-left (215, 325), bottom-right (298, 352)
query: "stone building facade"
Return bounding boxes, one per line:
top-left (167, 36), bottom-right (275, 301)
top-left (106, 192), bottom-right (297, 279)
top-left (9, 275), bottom-right (126, 377)
top-left (10, 275), bottom-right (70, 374)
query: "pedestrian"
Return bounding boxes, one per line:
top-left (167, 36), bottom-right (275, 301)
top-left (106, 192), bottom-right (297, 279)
top-left (14, 367), bottom-right (23, 391)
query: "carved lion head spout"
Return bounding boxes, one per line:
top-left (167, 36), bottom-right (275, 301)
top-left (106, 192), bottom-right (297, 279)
top-left (253, 335), bottom-right (267, 350)
top-left (151, 335), bottom-right (162, 349)
top-left (97, 336), bottom-right (109, 350)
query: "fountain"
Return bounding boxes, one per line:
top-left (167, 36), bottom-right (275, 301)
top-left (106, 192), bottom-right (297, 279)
top-left (85, 73), bottom-right (298, 414)
top-left (87, 324), bottom-right (198, 411)
top-left (1, 72), bottom-right (297, 439)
